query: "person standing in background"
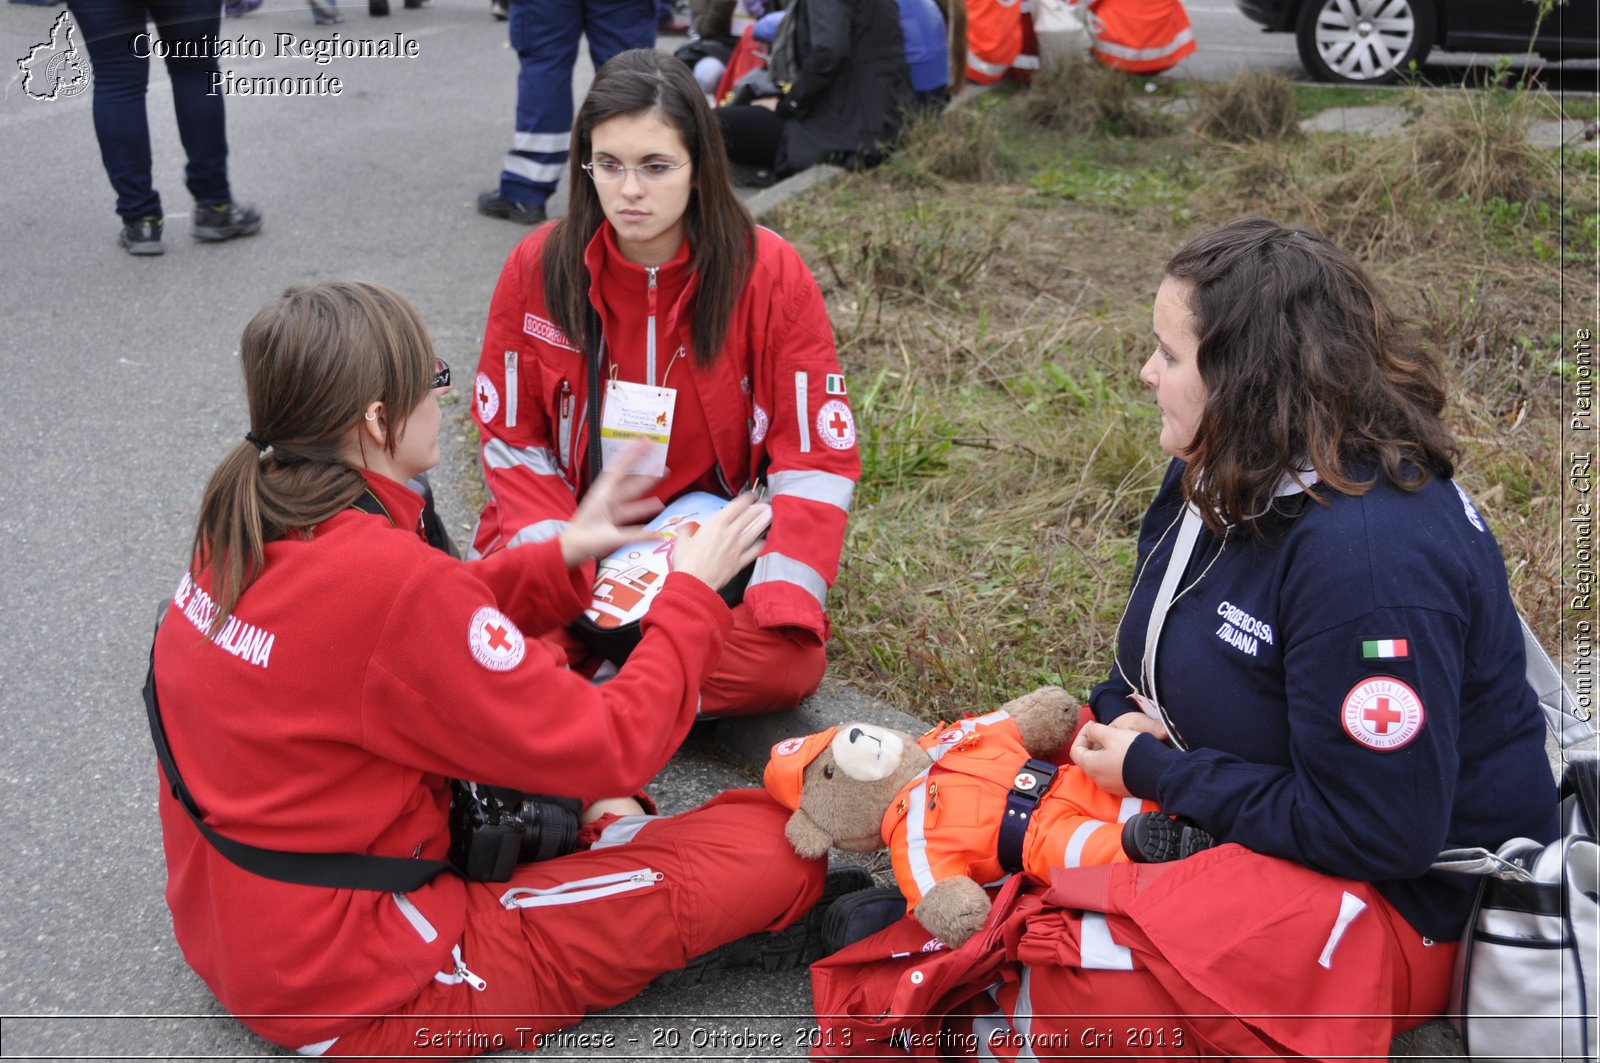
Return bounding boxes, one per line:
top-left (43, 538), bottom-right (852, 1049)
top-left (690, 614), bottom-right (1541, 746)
top-left (66, 0), bottom-right (261, 255)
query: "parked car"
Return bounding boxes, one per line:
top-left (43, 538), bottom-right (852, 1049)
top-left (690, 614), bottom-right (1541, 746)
top-left (1235, 0), bottom-right (1599, 84)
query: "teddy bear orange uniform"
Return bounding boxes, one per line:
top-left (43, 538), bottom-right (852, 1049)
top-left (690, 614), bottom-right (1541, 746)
top-left (884, 711), bottom-right (1156, 908)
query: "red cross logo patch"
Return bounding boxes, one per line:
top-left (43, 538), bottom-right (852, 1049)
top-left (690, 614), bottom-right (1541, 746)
top-left (775, 737), bottom-right (806, 757)
top-left (816, 400), bottom-right (856, 451)
top-left (474, 372), bottom-right (499, 423)
top-left (1341, 676), bottom-right (1424, 750)
top-left (468, 606), bottom-right (525, 672)
top-left (750, 403), bottom-right (769, 446)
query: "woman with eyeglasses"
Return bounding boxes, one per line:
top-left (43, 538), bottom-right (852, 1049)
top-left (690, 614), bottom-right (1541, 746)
top-left (470, 48), bottom-right (859, 719)
top-left (152, 280), bottom-right (850, 1059)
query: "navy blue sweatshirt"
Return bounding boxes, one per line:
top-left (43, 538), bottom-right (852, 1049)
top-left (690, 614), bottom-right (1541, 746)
top-left (1090, 460), bottom-right (1558, 941)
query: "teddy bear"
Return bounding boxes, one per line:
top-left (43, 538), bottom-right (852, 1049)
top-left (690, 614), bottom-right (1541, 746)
top-left (762, 686), bottom-right (1215, 947)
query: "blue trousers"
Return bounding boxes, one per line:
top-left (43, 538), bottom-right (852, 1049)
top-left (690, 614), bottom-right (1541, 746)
top-left (499, 0), bottom-right (655, 206)
top-left (66, 0), bottom-right (233, 220)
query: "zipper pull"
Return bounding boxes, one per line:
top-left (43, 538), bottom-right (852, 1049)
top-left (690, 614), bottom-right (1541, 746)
top-left (633, 871), bottom-right (664, 885)
top-left (454, 946), bottom-right (487, 991)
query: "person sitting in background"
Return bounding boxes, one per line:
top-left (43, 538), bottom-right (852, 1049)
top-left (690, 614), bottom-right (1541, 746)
top-left (713, 0), bottom-right (911, 181)
top-left (896, 0), bottom-right (950, 117)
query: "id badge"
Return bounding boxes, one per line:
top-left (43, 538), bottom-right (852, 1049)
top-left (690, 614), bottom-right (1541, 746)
top-left (600, 379), bottom-right (676, 476)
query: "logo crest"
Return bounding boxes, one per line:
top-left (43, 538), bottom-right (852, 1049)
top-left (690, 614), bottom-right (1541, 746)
top-left (16, 12), bottom-right (90, 102)
top-left (775, 736), bottom-right (807, 757)
top-left (468, 606), bottom-right (526, 672)
top-left (474, 373), bottom-right (499, 423)
top-left (816, 400), bottom-right (856, 450)
top-left (750, 403), bottom-right (770, 445)
top-left (1341, 676), bottom-right (1425, 751)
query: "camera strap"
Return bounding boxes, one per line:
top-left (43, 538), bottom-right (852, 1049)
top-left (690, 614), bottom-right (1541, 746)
top-left (143, 638), bottom-right (456, 892)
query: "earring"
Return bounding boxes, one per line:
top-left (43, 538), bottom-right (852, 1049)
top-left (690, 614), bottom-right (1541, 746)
top-left (365, 412), bottom-right (378, 421)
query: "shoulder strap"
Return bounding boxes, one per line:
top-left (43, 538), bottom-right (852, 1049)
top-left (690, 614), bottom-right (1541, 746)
top-left (143, 638), bottom-right (454, 892)
top-left (586, 307), bottom-right (604, 489)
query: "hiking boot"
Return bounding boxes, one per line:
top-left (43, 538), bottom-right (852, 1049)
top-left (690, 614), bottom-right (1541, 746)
top-left (821, 884), bottom-right (906, 953)
top-left (119, 215), bottom-right (164, 255)
top-left (1121, 812), bottom-right (1216, 864)
top-left (476, 190), bottom-right (546, 225)
top-left (650, 864), bottom-right (874, 990)
top-left (192, 202), bottom-right (263, 242)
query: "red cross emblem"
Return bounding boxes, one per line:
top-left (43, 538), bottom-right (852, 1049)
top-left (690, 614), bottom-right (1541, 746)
top-left (1341, 677), bottom-right (1424, 750)
top-left (815, 400), bottom-right (855, 451)
top-left (474, 372), bottom-right (499, 422)
top-left (469, 606), bottom-right (524, 671)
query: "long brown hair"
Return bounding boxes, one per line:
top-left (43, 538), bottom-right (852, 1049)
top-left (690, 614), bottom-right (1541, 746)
top-left (1163, 218), bottom-right (1458, 532)
top-left (542, 48), bottom-right (755, 368)
top-left (188, 281), bottom-right (435, 633)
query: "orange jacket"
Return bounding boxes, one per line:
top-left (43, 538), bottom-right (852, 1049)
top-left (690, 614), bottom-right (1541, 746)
top-left (1088, 0), bottom-right (1195, 73)
top-left (881, 712), bottom-right (1155, 911)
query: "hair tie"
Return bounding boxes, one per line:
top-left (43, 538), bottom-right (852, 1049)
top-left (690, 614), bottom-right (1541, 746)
top-left (245, 431), bottom-right (270, 452)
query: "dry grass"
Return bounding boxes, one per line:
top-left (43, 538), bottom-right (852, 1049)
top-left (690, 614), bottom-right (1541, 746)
top-left (1190, 70), bottom-right (1301, 144)
top-left (765, 80), bottom-right (1583, 723)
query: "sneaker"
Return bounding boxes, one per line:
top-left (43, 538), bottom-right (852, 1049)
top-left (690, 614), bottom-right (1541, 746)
top-left (489, 0), bottom-right (507, 17)
top-left (192, 202), bottom-right (263, 242)
top-left (308, 0), bottom-right (340, 22)
top-left (119, 215), bottom-right (164, 256)
top-left (821, 885), bottom-right (907, 953)
top-left (650, 864), bottom-right (874, 990)
top-left (476, 190), bottom-right (546, 225)
top-left (1121, 812), bottom-right (1216, 864)
top-left (369, 0), bottom-right (389, 13)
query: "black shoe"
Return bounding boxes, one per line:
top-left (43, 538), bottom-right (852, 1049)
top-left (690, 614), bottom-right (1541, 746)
top-left (119, 215), bottom-right (164, 256)
top-left (1121, 812), bottom-right (1216, 864)
top-left (192, 202), bottom-right (263, 242)
top-left (369, 0), bottom-right (389, 13)
top-left (821, 885), bottom-right (906, 953)
top-left (403, 0), bottom-right (426, 7)
top-left (650, 864), bottom-right (874, 990)
top-left (476, 190), bottom-right (546, 225)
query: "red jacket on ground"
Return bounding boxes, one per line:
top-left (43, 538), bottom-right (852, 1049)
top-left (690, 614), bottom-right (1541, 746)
top-left (154, 472), bottom-right (733, 1048)
top-left (470, 222), bottom-right (859, 641)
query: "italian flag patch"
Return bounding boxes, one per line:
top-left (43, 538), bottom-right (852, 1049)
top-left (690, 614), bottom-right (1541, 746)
top-left (1362, 639), bottom-right (1410, 661)
top-left (825, 373), bottom-right (846, 396)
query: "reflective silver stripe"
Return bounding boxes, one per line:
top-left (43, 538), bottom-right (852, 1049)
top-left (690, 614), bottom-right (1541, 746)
top-left (391, 892), bottom-right (437, 943)
top-left (968, 53), bottom-right (1008, 77)
top-left (1080, 912), bottom-right (1133, 970)
top-left (1011, 53), bottom-right (1040, 69)
top-left (768, 469), bottom-right (855, 513)
top-left (514, 130), bottom-right (570, 153)
top-left (296, 1038), bottom-right (338, 1056)
top-left (749, 552), bottom-right (827, 606)
top-left (924, 710), bottom-right (1012, 764)
top-left (465, 518), bottom-right (493, 561)
top-left (902, 771), bottom-right (938, 899)
top-left (1010, 967), bottom-right (1039, 1063)
top-left (591, 814), bottom-right (659, 849)
top-left (1117, 796), bottom-right (1144, 822)
top-left (507, 519), bottom-right (568, 548)
top-left (794, 371), bottom-right (810, 454)
top-left (1094, 26), bottom-right (1194, 61)
top-left (483, 437), bottom-right (559, 476)
top-left (973, 1011), bottom-right (1012, 1062)
top-left (1062, 819), bottom-right (1104, 869)
top-left (502, 154), bottom-right (563, 183)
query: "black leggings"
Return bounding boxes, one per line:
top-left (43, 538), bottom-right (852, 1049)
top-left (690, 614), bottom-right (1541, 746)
top-left (714, 105), bottom-right (787, 170)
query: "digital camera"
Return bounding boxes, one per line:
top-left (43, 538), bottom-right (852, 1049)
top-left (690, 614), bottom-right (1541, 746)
top-left (448, 782), bottom-right (580, 882)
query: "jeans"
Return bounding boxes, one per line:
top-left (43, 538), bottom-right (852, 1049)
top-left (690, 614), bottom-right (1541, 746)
top-left (499, 0), bottom-right (655, 206)
top-left (65, 0), bottom-right (232, 220)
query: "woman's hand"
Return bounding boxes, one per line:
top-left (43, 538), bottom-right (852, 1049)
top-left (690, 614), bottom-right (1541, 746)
top-left (669, 493), bottom-right (771, 591)
top-left (1108, 708), bottom-right (1169, 742)
top-left (1070, 721), bottom-right (1142, 797)
top-left (558, 441), bottom-right (667, 567)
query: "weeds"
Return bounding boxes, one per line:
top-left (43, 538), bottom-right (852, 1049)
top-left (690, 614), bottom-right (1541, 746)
top-left (1015, 55), bottom-right (1172, 140)
top-left (762, 77), bottom-right (1580, 722)
top-left (1190, 70), bottom-right (1301, 144)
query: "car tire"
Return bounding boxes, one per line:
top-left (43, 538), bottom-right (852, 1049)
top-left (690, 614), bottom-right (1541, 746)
top-left (1294, 0), bottom-right (1437, 84)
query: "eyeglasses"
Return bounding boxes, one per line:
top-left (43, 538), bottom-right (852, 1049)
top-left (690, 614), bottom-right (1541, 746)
top-left (581, 159), bottom-right (689, 183)
top-left (432, 357), bottom-right (450, 390)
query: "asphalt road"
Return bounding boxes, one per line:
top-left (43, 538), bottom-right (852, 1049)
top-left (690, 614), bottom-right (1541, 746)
top-left (0, 0), bottom-right (1591, 1060)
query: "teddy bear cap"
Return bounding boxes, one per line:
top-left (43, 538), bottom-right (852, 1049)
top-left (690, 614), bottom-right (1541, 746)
top-left (763, 727), bottom-right (840, 811)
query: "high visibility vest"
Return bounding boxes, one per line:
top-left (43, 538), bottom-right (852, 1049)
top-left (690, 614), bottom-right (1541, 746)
top-left (965, 0), bottom-right (1039, 83)
top-left (1087, 0), bottom-right (1195, 74)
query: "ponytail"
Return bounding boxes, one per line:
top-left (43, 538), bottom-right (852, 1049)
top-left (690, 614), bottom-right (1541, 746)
top-left (186, 281), bottom-right (434, 633)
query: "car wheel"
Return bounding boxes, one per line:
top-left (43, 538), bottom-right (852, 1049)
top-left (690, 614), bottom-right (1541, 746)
top-left (1294, 0), bottom-right (1437, 84)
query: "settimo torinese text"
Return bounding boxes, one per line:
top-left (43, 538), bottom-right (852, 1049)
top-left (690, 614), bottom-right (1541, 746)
top-left (127, 31), bottom-right (421, 96)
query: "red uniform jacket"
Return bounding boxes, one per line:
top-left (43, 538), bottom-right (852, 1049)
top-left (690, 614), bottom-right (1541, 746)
top-left (470, 222), bottom-right (859, 640)
top-left (885, 712), bottom-right (1152, 910)
top-left (154, 472), bottom-right (733, 1048)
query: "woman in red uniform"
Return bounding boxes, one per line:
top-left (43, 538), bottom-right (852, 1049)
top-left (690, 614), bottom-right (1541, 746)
top-left (152, 279), bottom-right (840, 1060)
top-left (470, 48), bottom-right (859, 717)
